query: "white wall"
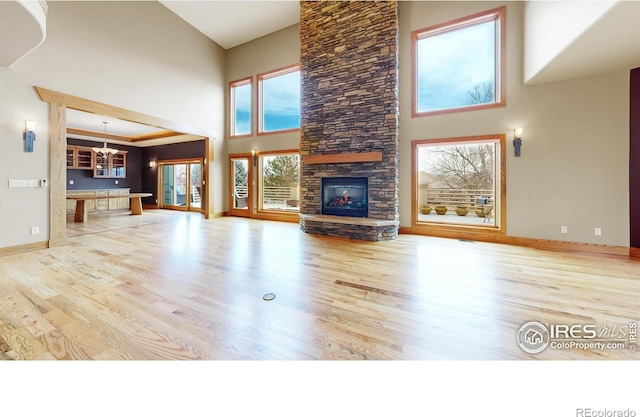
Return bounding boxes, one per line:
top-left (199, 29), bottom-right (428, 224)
top-left (523, 1), bottom-right (616, 84)
top-left (0, 68), bottom-right (50, 247)
top-left (0, 1), bottom-right (226, 248)
top-left (399, 1), bottom-right (629, 246)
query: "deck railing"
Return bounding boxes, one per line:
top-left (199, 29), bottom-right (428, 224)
top-left (263, 186), bottom-right (296, 203)
top-left (423, 188), bottom-right (494, 209)
top-left (233, 185), bottom-right (300, 207)
top-left (234, 186), bottom-right (248, 199)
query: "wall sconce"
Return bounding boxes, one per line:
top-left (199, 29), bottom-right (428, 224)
top-left (24, 120), bottom-right (36, 152)
top-left (251, 149), bottom-right (257, 166)
top-left (513, 127), bottom-right (524, 157)
top-left (149, 161), bottom-right (157, 168)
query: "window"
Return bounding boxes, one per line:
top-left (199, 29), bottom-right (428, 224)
top-left (412, 6), bottom-right (506, 116)
top-left (230, 77), bottom-right (252, 137)
top-left (258, 151), bottom-right (300, 213)
top-left (412, 134), bottom-right (505, 234)
top-left (258, 65), bottom-right (301, 134)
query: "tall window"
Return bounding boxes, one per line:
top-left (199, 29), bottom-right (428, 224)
top-left (230, 77), bottom-right (252, 137)
top-left (412, 135), bottom-right (505, 234)
top-left (258, 151), bottom-right (300, 213)
top-left (258, 65), bottom-right (301, 134)
top-left (412, 6), bottom-right (506, 116)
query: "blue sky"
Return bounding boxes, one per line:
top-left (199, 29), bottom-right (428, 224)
top-left (233, 71), bottom-right (301, 134)
top-left (262, 70), bottom-right (301, 132)
top-left (417, 20), bottom-right (496, 112)
top-left (234, 83), bottom-right (252, 135)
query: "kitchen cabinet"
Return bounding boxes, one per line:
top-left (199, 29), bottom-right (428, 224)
top-left (66, 146), bottom-right (94, 170)
top-left (94, 151), bottom-right (127, 178)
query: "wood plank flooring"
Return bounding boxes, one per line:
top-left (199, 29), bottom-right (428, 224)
top-left (1, 210), bottom-right (639, 360)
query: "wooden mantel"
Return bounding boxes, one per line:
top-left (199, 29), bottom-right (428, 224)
top-left (303, 151), bottom-right (382, 165)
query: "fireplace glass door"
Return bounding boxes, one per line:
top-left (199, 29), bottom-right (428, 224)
top-left (321, 177), bottom-right (368, 217)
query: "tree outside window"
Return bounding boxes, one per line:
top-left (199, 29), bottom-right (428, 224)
top-left (413, 135), bottom-right (505, 233)
top-left (259, 153), bottom-right (300, 212)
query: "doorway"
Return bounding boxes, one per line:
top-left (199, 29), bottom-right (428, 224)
top-left (159, 159), bottom-right (203, 212)
top-left (229, 154), bottom-right (252, 217)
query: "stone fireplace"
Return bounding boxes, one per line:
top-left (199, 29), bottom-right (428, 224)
top-left (299, 1), bottom-right (399, 241)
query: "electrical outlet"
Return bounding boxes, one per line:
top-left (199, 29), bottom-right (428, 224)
top-left (561, 226), bottom-right (568, 234)
top-left (115, 180), bottom-right (118, 184)
top-left (69, 180), bottom-right (74, 185)
top-left (595, 228), bottom-right (602, 236)
top-left (30, 226), bottom-right (39, 235)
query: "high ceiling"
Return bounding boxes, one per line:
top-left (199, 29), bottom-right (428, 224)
top-left (57, 1), bottom-right (640, 144)
top-left (67, 1), bottom-right (301, 145)
top-left (159, 0), bottom-right (300, 50)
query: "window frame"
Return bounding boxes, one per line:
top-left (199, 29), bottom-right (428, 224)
top-left (229, 76), bottom-right (253, 139)
top-left (411, 134), bottom-right (506, 236)
top-left (257, 64), bottom-right (301, 136)
top-left (255, 149), bottom-right (301, 222)
top-left (411, 6), bottom-right (506, 117)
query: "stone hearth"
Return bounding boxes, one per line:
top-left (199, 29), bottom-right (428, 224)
top-left (299, 0), bottom-right (399, 241)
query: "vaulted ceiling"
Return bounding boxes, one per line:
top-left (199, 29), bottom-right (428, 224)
top-left (4, 1), bottom-right (640, 142)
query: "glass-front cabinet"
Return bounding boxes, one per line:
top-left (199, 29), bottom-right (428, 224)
top-left (66, 145), bottom-right (127, 177)
top-left (66, 146), bottom-right (94, 170)
top-left (94, 151), bottom-right (127, 178)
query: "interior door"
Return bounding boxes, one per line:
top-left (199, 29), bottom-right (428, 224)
top-left (229, 155), bottom-right (251, 217)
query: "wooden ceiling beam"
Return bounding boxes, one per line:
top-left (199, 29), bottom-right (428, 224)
top-left (66, 127), bottom-right (133, 142)
top-left (129, 130), bottom-right (184, 142)
top-left (35, 86), bottom-right (211, 139)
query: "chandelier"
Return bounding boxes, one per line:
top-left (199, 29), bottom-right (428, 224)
top-left (92, 121), bottom-right (119, 156)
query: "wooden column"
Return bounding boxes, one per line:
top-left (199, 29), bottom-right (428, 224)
top-left (49, 103), bottom-right (67, 246)
top-left (205, 137), bottom-right (214, 219)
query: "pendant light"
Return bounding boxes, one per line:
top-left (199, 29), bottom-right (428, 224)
top-left (92, 121), bottom-right (119, 156)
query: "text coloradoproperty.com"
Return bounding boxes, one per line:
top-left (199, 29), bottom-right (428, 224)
top-left (551, 341), bottom-right (627, 351)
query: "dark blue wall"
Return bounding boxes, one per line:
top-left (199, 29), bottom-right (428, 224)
top-left (66, 139), bottom-right (143, 192)
top-left (141, 140), bottom-right (206, 206)
top-left (66, 139), bottom-right (206, 209)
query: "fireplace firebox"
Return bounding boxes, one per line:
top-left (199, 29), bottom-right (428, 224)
top-left (321, 177), bottom-right (368, 217)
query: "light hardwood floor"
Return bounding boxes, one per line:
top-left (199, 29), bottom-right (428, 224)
top-left (0, 210), bottom-right (638, 360)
